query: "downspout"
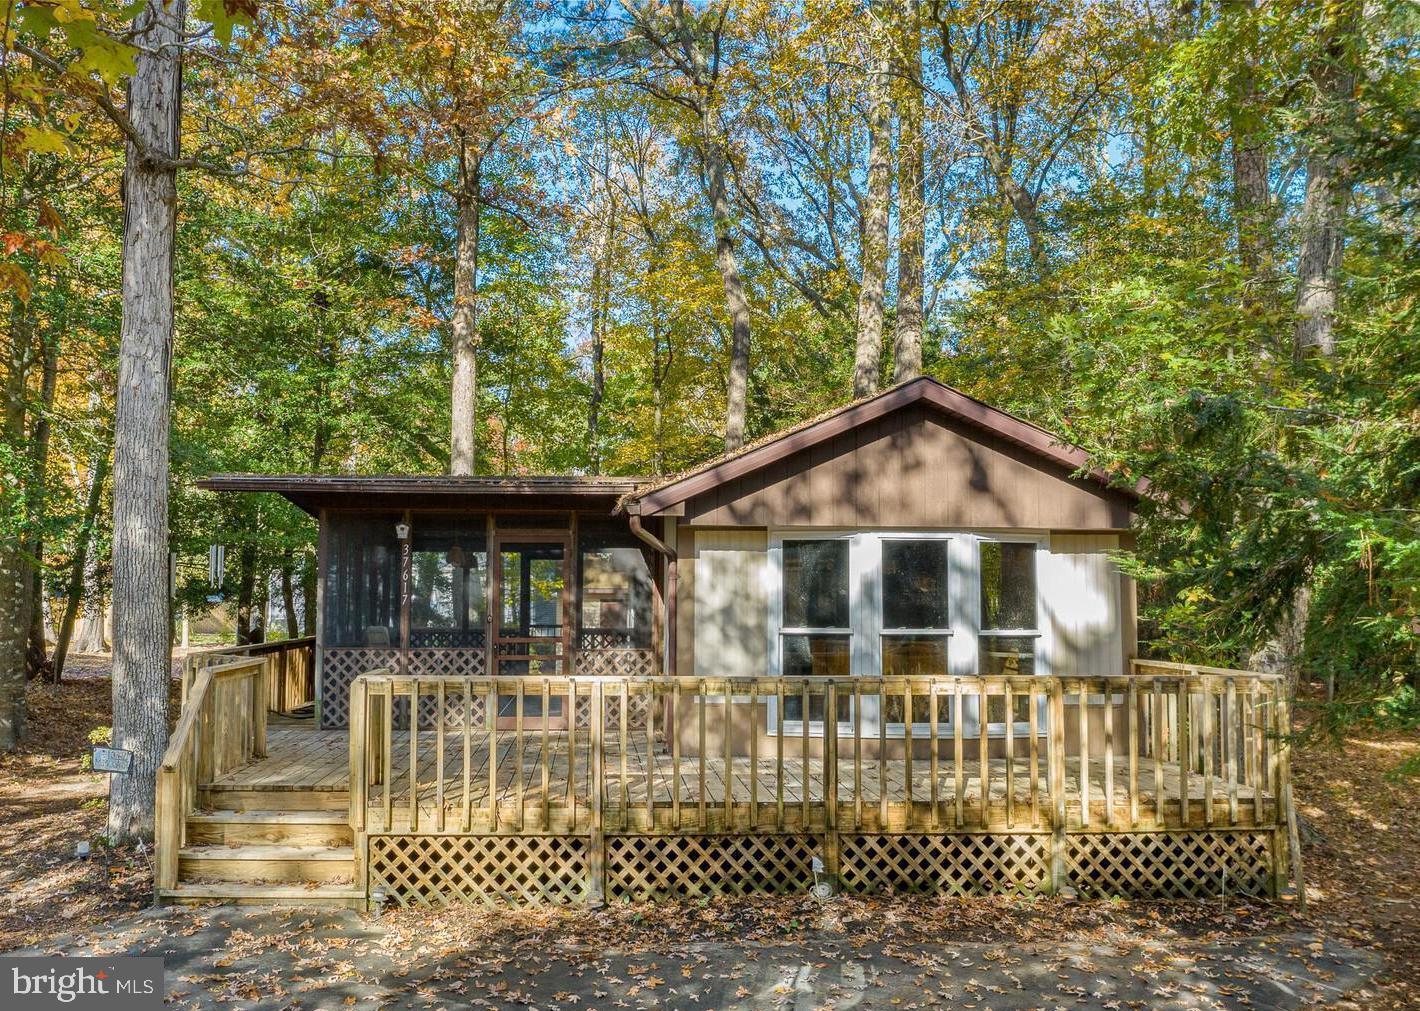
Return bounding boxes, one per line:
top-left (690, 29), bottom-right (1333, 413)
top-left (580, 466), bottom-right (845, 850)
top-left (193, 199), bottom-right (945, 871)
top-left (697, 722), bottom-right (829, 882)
top-left (629, 512), bottom-right (677, 676)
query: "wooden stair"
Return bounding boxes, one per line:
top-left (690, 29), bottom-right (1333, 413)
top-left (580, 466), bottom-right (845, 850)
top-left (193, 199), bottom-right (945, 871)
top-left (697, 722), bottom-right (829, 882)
top-left (159, 802), bottom-right (364, 909)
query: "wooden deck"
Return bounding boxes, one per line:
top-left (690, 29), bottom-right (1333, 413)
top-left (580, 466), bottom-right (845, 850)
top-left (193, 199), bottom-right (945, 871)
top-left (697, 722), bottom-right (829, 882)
top-left (163, 658), bottom-right (1299, 908)
top-left (217, 726), bottom-right (1276, 834)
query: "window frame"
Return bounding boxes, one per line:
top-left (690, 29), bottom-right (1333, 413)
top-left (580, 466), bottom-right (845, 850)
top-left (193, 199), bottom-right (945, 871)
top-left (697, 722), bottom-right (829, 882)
top-left (976, 537), bottom-right (1046, 737)
top-left (767, 529), bottom-right (1051, 739)
top-left (770, 532), bottom-right (857, 731)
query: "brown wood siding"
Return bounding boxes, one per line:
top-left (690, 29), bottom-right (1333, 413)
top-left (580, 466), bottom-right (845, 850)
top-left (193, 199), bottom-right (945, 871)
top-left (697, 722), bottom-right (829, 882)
top-left (679, 404), bottom-right (1133, 529)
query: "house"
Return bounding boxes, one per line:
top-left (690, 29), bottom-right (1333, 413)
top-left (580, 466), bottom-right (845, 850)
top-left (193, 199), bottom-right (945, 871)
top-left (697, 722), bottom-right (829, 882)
top-left (158, 378), bottom-right (1296, 908)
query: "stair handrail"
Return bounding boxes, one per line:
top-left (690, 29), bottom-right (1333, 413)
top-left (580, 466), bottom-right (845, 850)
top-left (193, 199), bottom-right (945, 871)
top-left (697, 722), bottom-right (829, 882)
top-left (155, 655), bottom-right (270, 892)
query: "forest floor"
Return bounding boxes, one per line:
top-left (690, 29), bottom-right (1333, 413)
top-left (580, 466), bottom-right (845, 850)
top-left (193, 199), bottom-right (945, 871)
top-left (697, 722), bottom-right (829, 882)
top-left (1, 670), bottom-right (1416, 1009)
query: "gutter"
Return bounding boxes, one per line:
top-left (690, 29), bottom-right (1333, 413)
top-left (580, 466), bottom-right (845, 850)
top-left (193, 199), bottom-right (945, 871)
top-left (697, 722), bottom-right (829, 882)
top-left (628, 513), bottom-right (677, 676)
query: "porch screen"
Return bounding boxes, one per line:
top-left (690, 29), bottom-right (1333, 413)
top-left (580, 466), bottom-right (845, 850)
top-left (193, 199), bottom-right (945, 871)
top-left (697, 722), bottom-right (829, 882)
top-left (410, 516), bottom-right (488, 648)
top-left (578, 525), bottom-right (652, 649)
top-left (322, 512), bottom-right (402, 647)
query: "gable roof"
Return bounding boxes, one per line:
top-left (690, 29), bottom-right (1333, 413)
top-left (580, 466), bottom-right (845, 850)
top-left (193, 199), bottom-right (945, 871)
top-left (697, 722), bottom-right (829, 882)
top-left (622, 376), bottom-right (1140, 517)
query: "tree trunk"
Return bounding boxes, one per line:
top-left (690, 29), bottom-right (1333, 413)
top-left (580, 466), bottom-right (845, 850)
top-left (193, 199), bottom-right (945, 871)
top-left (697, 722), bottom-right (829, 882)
top-left (701, 123), bottom-right (752, 452)
top-left (236, 543), bottom-right (258, 645)
top-left (0, 537), bottom-right (27, 750)
top-left (52, 449), bottom-right (111, 682)
top-left (1, 301), bottom-right (34, 746)
top-left (25, 331), bottom-right (59, 682)
top-left (1294, 8), bottom-right (1357, 360)
top-left (301, 546), bottom-right (317, 637)
top-left (1228, 1), bottom-right (1272, 287)
top-left (74, 549), bottom-right (109, 654)
top-left (854, 35), bottom-right (893, 399)
top-left (588, 193), bottom-right (616, 473)
top-left (281, 550), bottom-right (299, 639)
top-left (892, 0), bottom-right (925, 384)
top-left (108, 0), bottom-right (185, 844)
top-left (449, 158), bottom-right (482, 476)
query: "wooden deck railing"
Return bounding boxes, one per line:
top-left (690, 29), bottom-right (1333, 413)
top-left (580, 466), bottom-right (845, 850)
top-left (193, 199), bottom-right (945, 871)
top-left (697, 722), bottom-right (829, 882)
top-left (156, 655), bottom-right (270, 890)
top-left (346, 664), bottom-right (1291, 841)
top-left (181, 636), bottom-right (316, 714)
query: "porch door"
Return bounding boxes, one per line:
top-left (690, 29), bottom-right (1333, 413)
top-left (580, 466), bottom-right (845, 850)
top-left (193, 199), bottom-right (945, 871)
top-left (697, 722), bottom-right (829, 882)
top-left (491, 534), bottom-right (571, 728)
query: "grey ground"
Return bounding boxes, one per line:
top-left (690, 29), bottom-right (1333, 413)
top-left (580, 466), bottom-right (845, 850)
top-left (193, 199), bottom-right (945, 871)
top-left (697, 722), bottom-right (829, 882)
top-left (9, 903), bottom-right (1378, 1010)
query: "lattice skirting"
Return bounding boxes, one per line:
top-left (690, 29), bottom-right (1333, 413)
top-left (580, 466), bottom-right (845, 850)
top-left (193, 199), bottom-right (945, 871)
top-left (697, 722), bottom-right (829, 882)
top-left (367, 835), bottom-right (589, 906)
top-left (574, 648), bottom-right (657, 679)
top-left (319, 647), bottom-right (400, 728)
top-left (838, 833), bottom-right (1050, 895)
top-left (574, 689), bottom-right (652, 731)
top-left (1065, 831), bottom-right (1274, 899)
top-left (606, 834), bottom-right (818, 900)
top-left (320, 648), bottom-right (489, 728)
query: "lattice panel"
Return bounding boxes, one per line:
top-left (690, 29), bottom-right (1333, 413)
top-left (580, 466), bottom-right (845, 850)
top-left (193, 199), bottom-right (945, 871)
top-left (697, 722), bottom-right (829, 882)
top-left (838, 834), bottom-right (1050, 896)
top-left (319, 647), bottom-right (400, 728)
top-left (405, 651), bottom-right (489, 730)
top-left (1066, 831), bottom-right (1273, 899)
top-left (579, 630), bottom-right (647, 650)
top-left (409, 628), bottom-right (487, 649)
top-left (407, 648), bottom-right (487, 679)
top-left (574, 648), bottom-right (657, 679)
top-left (606, 834), bottom-right (817, 900)
top-left (391, 690), bottom-right (488, 732)
top-left (367, 834), bottom-right (589, 906)
top-left (573, 690), bottom-right (652, 731)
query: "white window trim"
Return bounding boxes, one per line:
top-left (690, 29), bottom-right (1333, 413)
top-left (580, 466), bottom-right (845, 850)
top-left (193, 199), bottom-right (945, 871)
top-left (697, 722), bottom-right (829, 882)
top-left (766, 529), bottom-right (1052, 739)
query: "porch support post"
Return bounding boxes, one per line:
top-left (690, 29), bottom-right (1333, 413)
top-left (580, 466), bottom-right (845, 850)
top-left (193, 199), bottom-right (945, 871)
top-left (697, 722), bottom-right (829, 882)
top-left (587, 679), bottom-right (607, 906)
top-left (1048, 678), bottom-right (1067, 894)
top-left (823, 680), bottom-right (841, 891)
top-left (399, 508), bottom-right (412, 676)
top-left (628, 512), bottom-right (676, 676)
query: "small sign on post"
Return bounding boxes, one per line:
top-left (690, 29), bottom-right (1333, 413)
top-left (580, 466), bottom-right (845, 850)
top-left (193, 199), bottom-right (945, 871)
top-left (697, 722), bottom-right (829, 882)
top-left (91, 746), bottom-right (134, 776)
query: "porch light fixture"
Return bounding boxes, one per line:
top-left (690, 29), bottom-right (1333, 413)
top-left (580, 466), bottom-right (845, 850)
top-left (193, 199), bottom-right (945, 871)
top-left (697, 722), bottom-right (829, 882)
top-left (395, 521), bottom-right (410, 540)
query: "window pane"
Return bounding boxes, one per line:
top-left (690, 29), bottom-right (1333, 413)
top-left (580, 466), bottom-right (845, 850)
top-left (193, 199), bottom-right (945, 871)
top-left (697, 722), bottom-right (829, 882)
top-left (410, 517), bottom-right (487, 648)
top-left (783, 540), bottom-right (849, 628)
top-left (883, 540), bottom-right (949, 629)
top-left (982, 634), bottom-right (1036, 724)
top-left (980, 542), bottom-right (1037, 630)
top-left (579, 532), bottom-right (652, 650)
top-left (979, 635), bottom-right (1036, 677)
top-left (780, 635), bottom-right (843, 723)
top-left (781, 633), bottom-right (851, 677)
top-left (498, 544), bottom-right (564, 637)
top-left (882, 635), bottom-right (948, 677)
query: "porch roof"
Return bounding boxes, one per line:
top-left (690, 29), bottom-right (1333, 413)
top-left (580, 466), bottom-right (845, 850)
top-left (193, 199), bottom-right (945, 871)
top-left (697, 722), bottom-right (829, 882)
top-left (196, 474), bottom-right (650, 516)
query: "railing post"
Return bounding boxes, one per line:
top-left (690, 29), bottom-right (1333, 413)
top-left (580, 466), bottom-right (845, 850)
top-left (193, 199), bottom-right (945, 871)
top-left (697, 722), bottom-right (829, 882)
top-left (1048, 678), bottom-right (1067, 894)
top-left (587, 679), bottom-right (607, 907)
top-left (154, 767), bottom-right (180, 893)
top-left (348, 676), bottom-right (368, 833)
top-left (823, 681), bottom-right (840, 891)
top-left (254, 657), bottom-right (269, 759)
top-left (1275, 685), bottom-right (1306, 906)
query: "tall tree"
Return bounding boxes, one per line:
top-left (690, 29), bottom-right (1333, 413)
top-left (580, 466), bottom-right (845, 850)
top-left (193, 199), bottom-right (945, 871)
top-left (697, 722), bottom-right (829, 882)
top-left (1293, 1), bottom-right (1360, 359)
top-left (892, 0), bottom-right (925, 383)
top-left (1225, 0), bottom-right (1275, 288)
top-left (853, 4), bottom-right (893, 398)
top-left (107, 0), bottom-right (187, 842)
top-left (623, 1), bottom-right (754, 450)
